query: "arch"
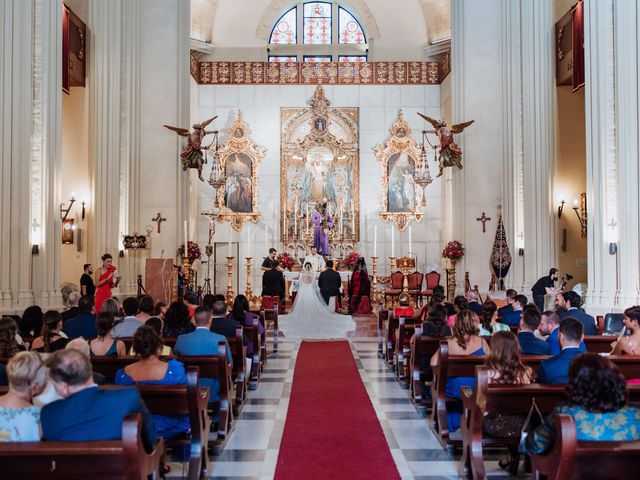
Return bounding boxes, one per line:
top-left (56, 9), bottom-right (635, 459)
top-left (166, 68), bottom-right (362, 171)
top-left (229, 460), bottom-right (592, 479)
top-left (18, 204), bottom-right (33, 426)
top-left (256, 0), bottom-right (380, 41)
top-left (417, 0), bottom-right (451, 44)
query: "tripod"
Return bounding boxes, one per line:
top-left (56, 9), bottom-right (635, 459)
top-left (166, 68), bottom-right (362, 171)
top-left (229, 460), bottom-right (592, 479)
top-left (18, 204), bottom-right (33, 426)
top-left (201, 255), bottom-right (213, 295)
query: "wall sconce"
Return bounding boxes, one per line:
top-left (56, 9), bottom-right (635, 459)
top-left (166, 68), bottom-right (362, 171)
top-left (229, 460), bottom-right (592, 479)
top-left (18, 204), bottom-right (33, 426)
top-left (609, 242), bottom-right (617, 255)
top-left (572, 193), bottom-right (587, 238)
top-left (81, 201), bottom-right (86, 220)
top-left (59, 191), bottom-right (76, 221)
top-left (557, 199), bottom-right (565, 218)
top-left (31, 244), bottom-right (39, 255)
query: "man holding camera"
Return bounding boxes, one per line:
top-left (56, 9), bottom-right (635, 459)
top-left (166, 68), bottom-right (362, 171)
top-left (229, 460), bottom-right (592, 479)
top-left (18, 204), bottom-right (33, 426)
top-left (531, 268), bottom-right (562, 313)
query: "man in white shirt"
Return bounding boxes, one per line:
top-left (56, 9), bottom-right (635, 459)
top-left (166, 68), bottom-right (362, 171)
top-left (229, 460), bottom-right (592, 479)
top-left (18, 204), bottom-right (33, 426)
top-left (303, 246), bottom-right (325, 272)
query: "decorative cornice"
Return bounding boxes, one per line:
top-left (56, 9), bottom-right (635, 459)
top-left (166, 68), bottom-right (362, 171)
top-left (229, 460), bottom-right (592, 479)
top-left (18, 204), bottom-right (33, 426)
top-left (195, 61), bottom-right (441, 85)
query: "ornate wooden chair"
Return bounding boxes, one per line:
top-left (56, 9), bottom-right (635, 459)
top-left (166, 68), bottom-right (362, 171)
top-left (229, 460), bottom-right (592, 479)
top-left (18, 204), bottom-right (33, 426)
top-left (407, 271), bottom-right (424, 306)
top-left (383, 271), bottom-right (404, 307)
top-left (419, 270), bottom-right (441, 305)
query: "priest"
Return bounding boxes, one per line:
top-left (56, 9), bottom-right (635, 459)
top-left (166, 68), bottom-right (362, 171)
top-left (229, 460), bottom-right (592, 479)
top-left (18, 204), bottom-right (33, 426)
top-left (303, 246), bottom-right (325, 273)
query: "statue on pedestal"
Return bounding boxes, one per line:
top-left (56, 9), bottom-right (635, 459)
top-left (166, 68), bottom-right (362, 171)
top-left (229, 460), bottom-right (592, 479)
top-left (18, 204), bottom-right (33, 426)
top-left (311, 199), bottom-right (333, 256)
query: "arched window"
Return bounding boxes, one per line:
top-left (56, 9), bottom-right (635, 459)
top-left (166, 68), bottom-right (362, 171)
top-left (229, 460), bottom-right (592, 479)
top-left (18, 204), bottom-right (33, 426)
top-left (267, 2), bottom-right (368, 62)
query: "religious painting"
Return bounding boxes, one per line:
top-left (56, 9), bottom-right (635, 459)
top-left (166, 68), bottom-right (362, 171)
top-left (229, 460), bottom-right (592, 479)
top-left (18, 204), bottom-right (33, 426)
top-left (215, 111), bottom-right (266, 231)
top-left (280, 86), bottom-right (359, 252)
top-left (375, 110), bottom-right (424, 231)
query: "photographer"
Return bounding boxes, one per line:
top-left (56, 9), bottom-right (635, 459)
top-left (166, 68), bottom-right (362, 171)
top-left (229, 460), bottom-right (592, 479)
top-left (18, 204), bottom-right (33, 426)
top-left (531, 268), bottom-right (561, 313)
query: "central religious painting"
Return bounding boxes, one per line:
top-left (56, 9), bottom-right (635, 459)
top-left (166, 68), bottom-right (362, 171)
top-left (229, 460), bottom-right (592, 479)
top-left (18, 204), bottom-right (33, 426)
top-left (280, 87), bottom-right (359, 251)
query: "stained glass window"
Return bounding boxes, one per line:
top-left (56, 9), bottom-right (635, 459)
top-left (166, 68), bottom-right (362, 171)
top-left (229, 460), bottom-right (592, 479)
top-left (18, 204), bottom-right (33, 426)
top-left (303, 55), bottom-right (332, 63)
top-left (269, 56), bottom-right (298, 62)
top-left (338, 7), bottom-right (366, 44)
top-left (338, 55), bottom-right (367, 62)
top-left (269, 7), bottom-right (297, 44)
top-left (303, 2), bottom-right (332, 45)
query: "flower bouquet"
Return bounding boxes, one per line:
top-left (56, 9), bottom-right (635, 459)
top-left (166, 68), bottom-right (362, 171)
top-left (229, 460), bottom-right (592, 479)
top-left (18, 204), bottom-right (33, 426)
top-left (276, 252), bottom-right (295, 270)
top-left (178, 241), bottom-right (201, 262)
top-left (442, 240), bottom-right (464, 260)
top-left (343, 251), bottom-right (361, 271)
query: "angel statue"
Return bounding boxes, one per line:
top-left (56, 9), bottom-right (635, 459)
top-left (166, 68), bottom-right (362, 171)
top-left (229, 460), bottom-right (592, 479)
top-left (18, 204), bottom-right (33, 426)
top-left (418, 113), bottom-right (474, 177)
top-left (163, 116), bottom-right (217, 181)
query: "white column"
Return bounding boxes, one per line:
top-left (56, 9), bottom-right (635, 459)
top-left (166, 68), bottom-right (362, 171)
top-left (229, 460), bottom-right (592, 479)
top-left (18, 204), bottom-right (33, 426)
top-left (614, 0), bottom-right (640, 307)
top-left (583, 0), bottom-right (617, 311)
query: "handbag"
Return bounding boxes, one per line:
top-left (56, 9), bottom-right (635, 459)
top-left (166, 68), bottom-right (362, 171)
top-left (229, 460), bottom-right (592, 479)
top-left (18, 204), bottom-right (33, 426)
top-left (518, 397), bottom-right (543, 452)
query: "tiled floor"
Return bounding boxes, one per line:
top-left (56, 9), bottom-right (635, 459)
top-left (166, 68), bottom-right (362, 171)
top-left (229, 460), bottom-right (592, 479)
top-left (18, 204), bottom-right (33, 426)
top-left (168, 323), bottom-right (526, 479)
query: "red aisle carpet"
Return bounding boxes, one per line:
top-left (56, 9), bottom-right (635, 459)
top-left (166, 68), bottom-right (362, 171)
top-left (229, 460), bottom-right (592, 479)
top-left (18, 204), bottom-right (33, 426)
top-left (275, 340), bottom-right (400, 480)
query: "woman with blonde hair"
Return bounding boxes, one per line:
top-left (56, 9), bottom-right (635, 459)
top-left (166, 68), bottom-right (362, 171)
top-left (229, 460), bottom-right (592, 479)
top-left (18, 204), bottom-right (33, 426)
top-left (0, 351), bottom-right (47, 441)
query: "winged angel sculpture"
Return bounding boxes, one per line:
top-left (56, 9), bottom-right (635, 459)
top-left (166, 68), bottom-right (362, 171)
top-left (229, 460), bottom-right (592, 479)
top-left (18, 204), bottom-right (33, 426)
top-left (164, 116), bottom-right (217, 181)
top-left (418, 113), bottom-right (474, 177)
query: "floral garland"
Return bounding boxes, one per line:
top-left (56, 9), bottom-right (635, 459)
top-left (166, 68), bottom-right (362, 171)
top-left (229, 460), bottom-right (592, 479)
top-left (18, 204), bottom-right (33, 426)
top-left (276, 252), bottom-right (295, 270)
top-left (178, 241), bottom-right (201, 262)
top-left (343, 251), bottom-right (361, 271)
top-left (442, 240), bottom-right (465, 260)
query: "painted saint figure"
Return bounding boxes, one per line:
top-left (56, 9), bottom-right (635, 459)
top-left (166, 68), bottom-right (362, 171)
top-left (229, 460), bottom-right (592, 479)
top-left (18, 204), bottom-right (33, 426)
top-left (163, 116), bottom-right (217, 182)
top-left (311, 200), bottom-right (333, 256)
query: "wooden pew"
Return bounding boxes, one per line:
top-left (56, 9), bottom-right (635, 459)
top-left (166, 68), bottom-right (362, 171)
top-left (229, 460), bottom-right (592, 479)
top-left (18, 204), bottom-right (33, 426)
top-left (409, 336), bottom-right (446, 409)
top-left (584, 335), bottom-right (616, 353)
top-left (244, 324), bottom-right (263, 388)
top-left (395, 318), bottom-right (423, 387)
top-left (0, 414), bottom-right (164, 480)
top-left (530, 413), bottom-right (640, 480)
top-left (377, 306), bottom-right (388, 358)
top-left (256, 306), bottom-right (278, 359)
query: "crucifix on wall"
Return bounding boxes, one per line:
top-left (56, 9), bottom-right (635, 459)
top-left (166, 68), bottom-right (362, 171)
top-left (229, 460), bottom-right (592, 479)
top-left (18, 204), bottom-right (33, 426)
top-left (476, 211), bottom-right (491, 233)
top-left (151, 212), bottom-right (166, 233)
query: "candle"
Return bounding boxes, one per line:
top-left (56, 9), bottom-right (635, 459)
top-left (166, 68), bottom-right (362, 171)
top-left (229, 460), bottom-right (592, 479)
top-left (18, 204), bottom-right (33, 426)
top-left (409, 226), bottom-right (412, 254)
top-left (284, 204), bottom-right (288, 240)
top-left (294, 203), bottom-right (298, 235)
top-left (228, 232), bottom-right (232, 256)
top-left (391, 225), bottom-right (395, 257)
top-left (374, 225), bottom-right (378, 257)
top-left (351, 202), bottom-right (355, 233)
top-left (248, 224), bottom-right (252, 256)
top-left (183, 220), bottom-right (188, 253)
top-left (306, 204), bottom-right (309, 235)
top-left (265, 225), bottom-right (268, 248)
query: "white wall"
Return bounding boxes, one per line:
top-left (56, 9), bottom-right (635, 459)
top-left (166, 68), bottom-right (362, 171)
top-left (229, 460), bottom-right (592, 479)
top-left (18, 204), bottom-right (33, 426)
top-left (194, 83), bottom-right (442, 294)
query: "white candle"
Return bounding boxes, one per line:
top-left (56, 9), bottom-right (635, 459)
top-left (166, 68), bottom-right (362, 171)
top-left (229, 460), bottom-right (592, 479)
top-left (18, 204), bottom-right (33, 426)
top-left (183, 220), bottom-right (188, 253)
top-left (306, 204), bottom-right (309, 235)
top-left (391, 225), bottom-right (395, 257)
top-left (284, 204), bottom-right (288, 240)
top-left (265, 225), bottom-right (268, 248)
top-left (294, 203), bottom-right (298, 235)
top-left (228, 232), bottom-right (232, 256)
top-left (351, 202), bottom-right (355, 233)
top-left (374, 225), bottom-right (378, 257)
top-left (248, 224), bottom-right (252, 257)
top-left (409, 226), bottom-right (412, 254)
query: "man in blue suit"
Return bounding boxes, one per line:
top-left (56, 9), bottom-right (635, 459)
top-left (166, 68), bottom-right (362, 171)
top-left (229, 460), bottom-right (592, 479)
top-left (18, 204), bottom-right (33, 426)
top-left (174, 305), bottom-right (232, 403)
top-left (537, 317), bottom-right (584, 384)
top-left (465, 290), bottom-right (484, 316)
top-left (539, 310), bottom-right (586, 355)
top-left (557, 291), bottom-right (597, 336)
top-left (41, 349), bottom-right (158, 451)
top-left (498, 289), bottom-right (517, 318)
top-left (517, 308), bottom-right (550, 355)
top-left (63, 295), bottom-right (97, 339)
top-left (502, 294), bottom-right (527, 326)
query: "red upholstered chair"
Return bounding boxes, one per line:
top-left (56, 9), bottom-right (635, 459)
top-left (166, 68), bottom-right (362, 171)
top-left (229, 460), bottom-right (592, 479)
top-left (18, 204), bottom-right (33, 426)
top-left (261, 295), bottom-right (283, 314)
top-left (383, 271), bottom-right (404, 307)
top-left (407, 271), bottom-right (424, 306)
top-left (419, 271), bottom-right (441, 305)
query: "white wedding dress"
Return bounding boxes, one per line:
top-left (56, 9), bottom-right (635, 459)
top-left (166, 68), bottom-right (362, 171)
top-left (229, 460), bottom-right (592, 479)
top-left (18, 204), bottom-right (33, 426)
top-left (279, 270), bottom-right (355, 339)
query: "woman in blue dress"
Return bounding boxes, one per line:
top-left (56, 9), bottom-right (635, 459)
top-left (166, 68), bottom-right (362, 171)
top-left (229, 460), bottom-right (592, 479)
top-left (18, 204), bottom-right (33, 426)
top-left (431, 310), bottom-right (491, 436)
top-left (115, 325), bottom-right (189, 440)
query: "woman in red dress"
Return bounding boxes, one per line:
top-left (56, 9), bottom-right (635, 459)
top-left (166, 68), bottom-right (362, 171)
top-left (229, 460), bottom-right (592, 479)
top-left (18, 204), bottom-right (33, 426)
top-left (349, 257), bottom-right (371, 315)
top-left (94, 253), bottom-right (121, 313)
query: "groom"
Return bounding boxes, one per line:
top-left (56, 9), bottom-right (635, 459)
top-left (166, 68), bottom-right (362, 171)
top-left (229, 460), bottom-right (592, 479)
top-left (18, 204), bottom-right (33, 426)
top-left (318, 260), bottom-right (342, 306)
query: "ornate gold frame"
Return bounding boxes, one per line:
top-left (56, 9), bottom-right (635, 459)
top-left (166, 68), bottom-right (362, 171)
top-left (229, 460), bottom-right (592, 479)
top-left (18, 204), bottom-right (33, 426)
top-left (215, 111), bottom-right (266, 231)
top-left (375, 110), bottom-right (424, 231)
top-left (280, 86), bottom-right (360, 243)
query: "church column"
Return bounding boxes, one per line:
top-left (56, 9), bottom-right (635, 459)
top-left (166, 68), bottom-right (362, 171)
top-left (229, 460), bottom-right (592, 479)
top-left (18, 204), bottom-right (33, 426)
top-left (177, 0), bottom-right (191, 264)
top-left (583, 0), bottom-right (617, 311)
top-left (32, 0), bottom-right (63, 307)
top-left (520, 0), bottom-right (556, 289)
top-left (613, 0), bottom-right (640, 306)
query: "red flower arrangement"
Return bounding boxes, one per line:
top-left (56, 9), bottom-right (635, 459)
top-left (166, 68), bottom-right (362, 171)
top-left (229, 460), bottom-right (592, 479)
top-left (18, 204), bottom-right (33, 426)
top-left (343, 251), bottom-right (361, 271)
top-left (442, 240), bottom-right (465, 260)
top-left (276, 252), bottom-right (295, 270)
top-left (178, 241), bottom-right (201, 262)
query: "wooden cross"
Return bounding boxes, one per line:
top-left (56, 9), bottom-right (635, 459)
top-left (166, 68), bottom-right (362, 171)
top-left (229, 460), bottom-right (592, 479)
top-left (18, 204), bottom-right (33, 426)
top-left (476, 211), bottom-right (492, 233)
top-left (151, 212), bottom-right (166, 233)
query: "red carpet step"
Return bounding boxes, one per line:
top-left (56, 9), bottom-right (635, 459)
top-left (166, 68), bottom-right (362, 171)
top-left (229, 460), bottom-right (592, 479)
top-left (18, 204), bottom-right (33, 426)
top-left (275, 340), bottom-right (400, 480)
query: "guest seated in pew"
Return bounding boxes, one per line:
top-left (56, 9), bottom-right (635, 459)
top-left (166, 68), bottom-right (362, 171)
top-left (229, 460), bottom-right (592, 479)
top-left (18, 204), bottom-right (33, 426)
top-left (517, 308), bottom-right (550, 355)
top-left (483, 331), bottom-right (534, 474)
top-left (162, 301), bottom-right (196, 338)
top-left (466, 290), bottom-right (484, 316)
top-left (19, 305), bottom-right (44, 338)
top-left (142, 317), bottom-right (172, 356)
top-left (136, 295), bottom-right (154, 323)
top-left (447, 296), bottom-right (469, 327)
top-left (431, 310), bottom-right (491, 437)
top-left (89, 312), bottom-right (126, 357)
top-left (99, 297), bottom-right (122, 319)
top-left (183, 292), bottom-right (198, 319)
top-left (557, 291), bottom-right (597, 336)
top-left (0, 352), bottom-right (47, 441)
top-left (62, 295), bottom-right (97, 340)
top-left (152, 301), bottom-right (168, 320)
top-left (431, 286), bottom-right (455, 316)
top-left (611, 306), bottom-right (640, 357)
top-left (210, 300), bottom-right (241, 338)
top-left (115, 326), bottom-right (189, 441)
top-left (501, 294), bottom-right (527, 326)
top-left (478, 301), bottom-right (510, 336)
top-left (111, 297), bottom-right (144, 338)
top-left (537, 318), bottom-right (583, 384)
top-left (229, 295), bottom-right (264, 356)
top-left (41, 349), bottom-right (158, 450)
top-left (498, 289), bottom-right (518, 318)
top-left (0, 317), bottom-right (26, 358)
top-left (538, 310), bottom-right (585, 355)
top-left (422, 304), bottom-right (451, 338)
top-left (524, 353), bottom-right (640, 455)
top-left (31, 311), bottom-right (69, 353)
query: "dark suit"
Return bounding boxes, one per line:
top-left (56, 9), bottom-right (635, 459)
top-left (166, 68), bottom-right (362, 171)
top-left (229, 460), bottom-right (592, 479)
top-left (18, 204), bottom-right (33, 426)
top-left (210, 315), bottom-right (241, 338)
top-left (262, 268), bottom-right (285, 302)
top-left (558, 308), bottom-right (597, 336)
top-left (468, 300), bottom-right (484, 316)
top-left (537, 347), bottom-right (582, 384)
top-left (61, 307), bottom-right (79, 323)
top-left (502, 309), bottom-right (522, 326)
top-left (318, 268), bottom-right (342, 305)
top-left (62, 312), bottom-right (97, 339)
top-left (518, 331), bottom-right (550, 355)
top-left (498, 303), bottom-right (513, 318)
top-left (41, 386), bottom-right (158, 451)
top-left (546, 327), bottom-right (587, 355)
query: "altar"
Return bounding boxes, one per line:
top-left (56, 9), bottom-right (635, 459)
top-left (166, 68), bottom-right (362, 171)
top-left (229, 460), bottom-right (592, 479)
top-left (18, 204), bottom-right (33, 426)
top-left (283, 270), bottom-right (352, 304)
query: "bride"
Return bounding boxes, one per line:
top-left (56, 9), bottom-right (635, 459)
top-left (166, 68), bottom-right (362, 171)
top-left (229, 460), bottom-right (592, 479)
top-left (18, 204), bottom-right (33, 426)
top-left (279, 262), bottom-right (355, 339)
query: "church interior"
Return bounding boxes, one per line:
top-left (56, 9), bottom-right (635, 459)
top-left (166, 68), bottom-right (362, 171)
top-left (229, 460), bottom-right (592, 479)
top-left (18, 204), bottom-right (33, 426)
top-left (1, 0), bottom-right (640, 478)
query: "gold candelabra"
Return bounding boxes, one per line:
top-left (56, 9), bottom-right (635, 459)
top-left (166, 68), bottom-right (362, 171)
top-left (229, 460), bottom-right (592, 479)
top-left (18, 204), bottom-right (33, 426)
top-left (181, 256), bottom-right (192, 291)
top-left (245, 257), bottom-right (258, 308)
top-left (226, 256), bottom-right (234, 307)
top-left (389, 256), bottom-right (397, 273)
top-left (371, 256), bottom-right (381, 306)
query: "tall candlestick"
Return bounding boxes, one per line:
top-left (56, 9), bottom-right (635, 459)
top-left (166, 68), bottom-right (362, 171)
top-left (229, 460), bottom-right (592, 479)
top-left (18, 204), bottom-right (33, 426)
top-left (294, 203), bottom-right (297, 236)
top-left (183, 220), bottom-right (188, 253)
top-left (391, 225), bottom-right (395, 258)
top-left (409, 226), bottom-right (412, 254)
top-left (374, 225), bottom-right (378, 257)
top-left (306, 204), bottom-right (309, 235)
